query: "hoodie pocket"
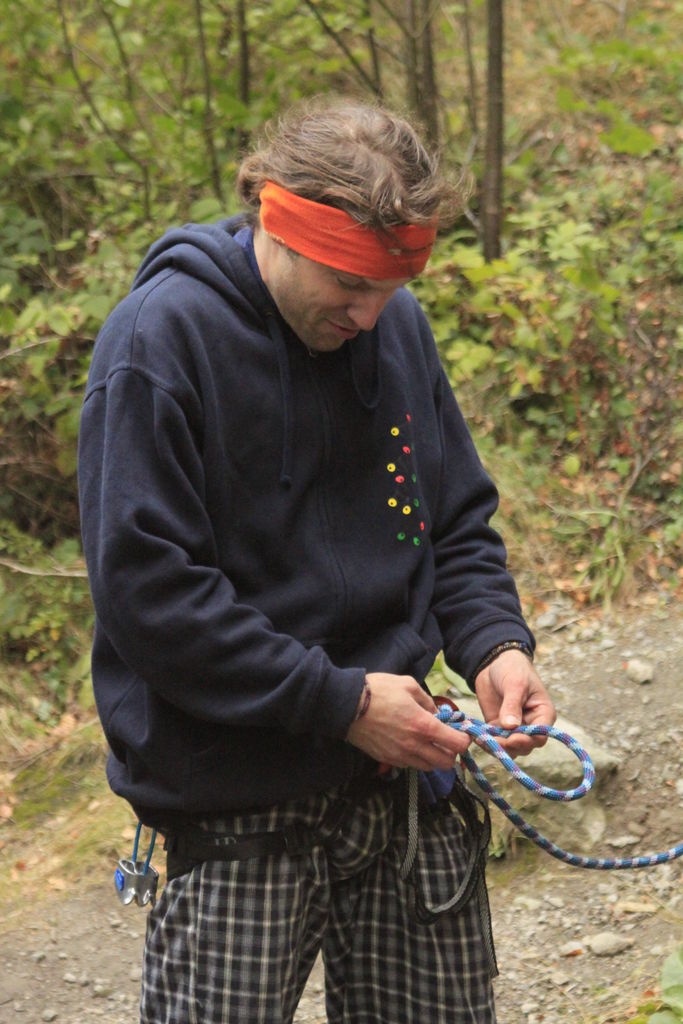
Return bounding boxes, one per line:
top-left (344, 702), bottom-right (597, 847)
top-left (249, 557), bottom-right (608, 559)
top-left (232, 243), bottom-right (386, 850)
top-left (388, 621), bottom-right (437, 680)
top-left (325, 620), bottom-right (438, 681)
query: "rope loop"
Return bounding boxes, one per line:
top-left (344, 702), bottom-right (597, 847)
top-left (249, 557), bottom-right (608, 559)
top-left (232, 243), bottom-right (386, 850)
top-left (435, 706), bottom-right (595, 801)
top-left (436, 706), bottom-right (683, 870)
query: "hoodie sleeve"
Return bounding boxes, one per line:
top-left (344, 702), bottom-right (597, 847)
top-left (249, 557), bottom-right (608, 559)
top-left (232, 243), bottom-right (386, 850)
top-left (78, 364), bottom-right (365, 739)
top-left (427, 357), bottom-right (534, 686)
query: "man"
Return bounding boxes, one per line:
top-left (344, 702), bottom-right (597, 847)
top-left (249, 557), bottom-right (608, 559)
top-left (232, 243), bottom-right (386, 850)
top-left (78, 99), bottom-right (555, 1023)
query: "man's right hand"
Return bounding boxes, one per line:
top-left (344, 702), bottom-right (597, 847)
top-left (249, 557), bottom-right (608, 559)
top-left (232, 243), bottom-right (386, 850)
top-left (345, 672), bottom-right (470, 771)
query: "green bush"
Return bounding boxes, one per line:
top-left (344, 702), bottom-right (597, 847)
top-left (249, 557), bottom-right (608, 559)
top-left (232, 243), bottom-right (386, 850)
top-left (410, 118), bottom-right (682, 604)
top-left (0, 521), bottom-right (93, 717)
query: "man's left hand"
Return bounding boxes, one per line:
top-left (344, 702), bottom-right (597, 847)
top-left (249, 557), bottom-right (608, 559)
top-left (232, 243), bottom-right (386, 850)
top-left (474, 649), bottom-right (556, 758)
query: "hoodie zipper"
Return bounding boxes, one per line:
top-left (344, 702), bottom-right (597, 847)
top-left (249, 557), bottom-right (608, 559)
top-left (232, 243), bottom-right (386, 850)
top-left (305, 357), bottom-right (351, 632)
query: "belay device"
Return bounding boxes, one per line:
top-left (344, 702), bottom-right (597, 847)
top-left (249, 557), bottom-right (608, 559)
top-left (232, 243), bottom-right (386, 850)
top-left (115, 821), bottom-right (159, 907)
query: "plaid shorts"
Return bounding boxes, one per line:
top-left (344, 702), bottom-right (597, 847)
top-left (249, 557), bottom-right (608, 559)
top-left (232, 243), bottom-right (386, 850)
top-left (140, 778), bottom-right (496, 1023)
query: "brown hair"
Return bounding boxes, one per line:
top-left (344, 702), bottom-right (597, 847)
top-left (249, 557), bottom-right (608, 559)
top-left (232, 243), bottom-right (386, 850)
top-left (236, 97), bottom-right (462, 231)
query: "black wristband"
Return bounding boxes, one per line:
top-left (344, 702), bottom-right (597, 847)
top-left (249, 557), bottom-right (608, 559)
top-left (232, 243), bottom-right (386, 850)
top-left (468, 640), bottom-right (533, 687)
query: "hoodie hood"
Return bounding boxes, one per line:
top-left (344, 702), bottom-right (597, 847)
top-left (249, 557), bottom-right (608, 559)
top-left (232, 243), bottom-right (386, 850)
top-left (132, 215), bottom-right (267, 324)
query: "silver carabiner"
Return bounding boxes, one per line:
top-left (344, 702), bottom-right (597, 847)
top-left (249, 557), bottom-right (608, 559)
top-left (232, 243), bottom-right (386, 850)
top-left (114, 822), bottom-right (159, 907)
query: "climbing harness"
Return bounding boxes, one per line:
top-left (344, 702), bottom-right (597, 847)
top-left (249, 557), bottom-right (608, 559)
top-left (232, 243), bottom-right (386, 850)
top-left (434, 704), bottom-right (683, 870)
top-left (114, 820), bottom-right (159, 906)
top-left (114, 706), bottom-right (682, 914)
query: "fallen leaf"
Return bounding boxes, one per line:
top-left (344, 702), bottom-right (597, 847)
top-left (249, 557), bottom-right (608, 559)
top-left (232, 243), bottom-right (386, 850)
top-left (615, 900), bottom-right (658, 916)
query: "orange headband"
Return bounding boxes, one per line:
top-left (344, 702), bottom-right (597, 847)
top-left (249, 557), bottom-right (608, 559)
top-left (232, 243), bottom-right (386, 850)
top-left (258, 180), bottom-right (436, 279)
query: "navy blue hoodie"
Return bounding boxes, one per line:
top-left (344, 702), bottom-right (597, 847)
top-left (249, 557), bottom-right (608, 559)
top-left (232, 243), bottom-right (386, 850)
top-left (78, 216), bottom-right (533, 823)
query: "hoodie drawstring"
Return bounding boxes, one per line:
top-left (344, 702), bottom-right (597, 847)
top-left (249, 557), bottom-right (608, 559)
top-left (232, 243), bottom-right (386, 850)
top-left (264, 314), bottom-right (384, 491)
top-left (266, 313), bottom-right (294, 489)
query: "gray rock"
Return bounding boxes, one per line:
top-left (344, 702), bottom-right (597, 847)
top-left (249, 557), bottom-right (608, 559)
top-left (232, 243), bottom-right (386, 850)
top-left (626, 658), bottom-right (654, 683)
top-left (513, 895), bottom-right (544, 911)
top-left (606, 835), bottom-right (639, 848)
top-left (585, 932), bottom-right (635, 956)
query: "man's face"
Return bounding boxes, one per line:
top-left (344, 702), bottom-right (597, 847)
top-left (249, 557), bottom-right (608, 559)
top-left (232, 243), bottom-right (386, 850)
top-left (254, 230), bottom-right (410, 352)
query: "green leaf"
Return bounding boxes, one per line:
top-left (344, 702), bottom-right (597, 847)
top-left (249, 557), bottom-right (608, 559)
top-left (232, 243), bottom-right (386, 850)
top-left (556, 86), bottom-right (589, 112)
top-left (55, 445), bottom-right (77, 478)
top-left (213, 94), bottom-right (249, 120)
top-left (468, 288), bottom-right (499, 314)
top-left (0, 307), bottom-right (15, 333)
top-left (451, 246), bottom-right (485, 270)
top-left (648, 1012), bottom-right (682, 1024)
top-left (445, 340), bottom-right (493, 379)
top-left (563, 454), bottom-right (581, 478)
top-left (55, 407), bottom-right (81, 444)
top-left (46, 306), bottom-right (73, 337)
top-left (500, 302), bottom-right (523, 322)
top-left (79, 293), bottom-right (114, 323)
top-left (189, 197), bottom-right (225, 223)
top-left (463, 258), bottom-right (511, 283)
top-left (603, 122), bottom-right (657, 156)
top-left (661, 946), bottom-right (683, 1014)
top-left (26, 351), bottom-right (51, 378)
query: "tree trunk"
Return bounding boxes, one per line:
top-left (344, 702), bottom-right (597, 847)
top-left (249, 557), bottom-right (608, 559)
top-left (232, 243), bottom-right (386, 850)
top-left (404, 0), bottom-right (421, 116)
top-left (482, 0), bottom-right (503, 261)
top-left (236, 0), bottom-right (250, 152)
top-left (403, 0), bottom-right (439, 146)
top-left (418, 0), bottom-right (439, 146)
top-left (461, 0), bottom-right (479, 141)
top-left (194, 0), bottom-right (224, 202)
top-left (363, 0), bottom-right (383, 97)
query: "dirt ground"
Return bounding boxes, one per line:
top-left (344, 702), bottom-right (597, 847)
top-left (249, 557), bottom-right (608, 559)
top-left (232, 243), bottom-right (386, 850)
top-left (1, 599), bottom-right (681, 1023)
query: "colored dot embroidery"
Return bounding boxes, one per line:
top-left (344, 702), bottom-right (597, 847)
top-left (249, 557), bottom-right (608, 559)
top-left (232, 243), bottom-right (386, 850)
top-left (385, 411), bottom-right (424, 548)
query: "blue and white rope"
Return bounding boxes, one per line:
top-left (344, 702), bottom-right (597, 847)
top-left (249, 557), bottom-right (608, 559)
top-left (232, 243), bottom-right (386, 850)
top-left (132, 819), bottom-right (157, 872)
top-left (436, 706), bottom-right (683, 869)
